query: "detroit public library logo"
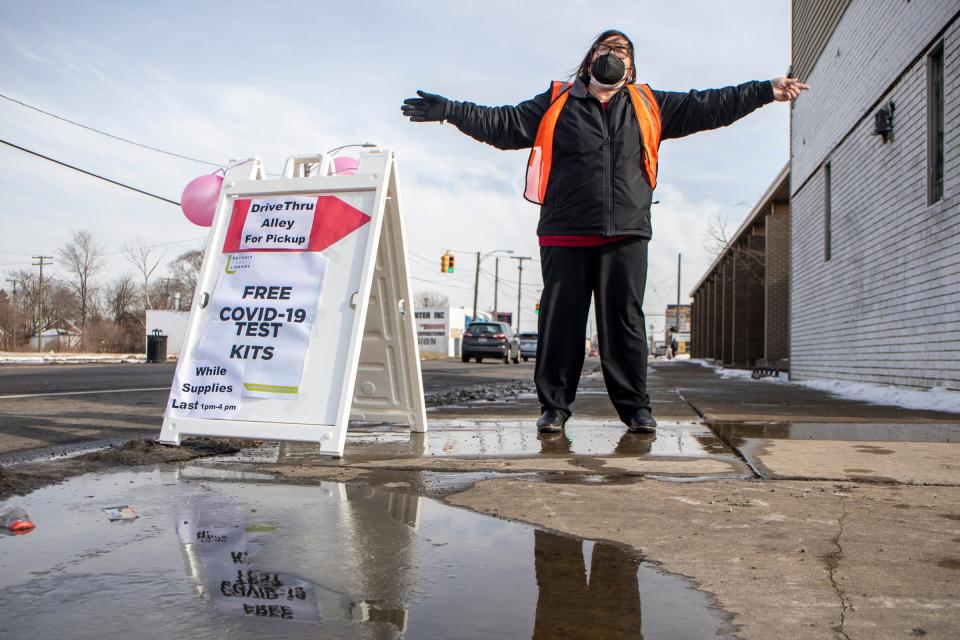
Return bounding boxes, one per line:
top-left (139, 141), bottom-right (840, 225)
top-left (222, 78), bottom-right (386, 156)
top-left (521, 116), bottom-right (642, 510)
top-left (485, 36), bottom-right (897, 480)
top-left (225, 254), bottom-right (253, 274)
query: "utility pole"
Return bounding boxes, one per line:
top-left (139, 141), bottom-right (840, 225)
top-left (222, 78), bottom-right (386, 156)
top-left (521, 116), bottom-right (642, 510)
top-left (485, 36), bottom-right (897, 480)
top-left (32, 256), bottom-right (53, 352)
top-left (493, 257), bottom-right (500, 319)
top-left (472, 251), bottom-right (480, 323)
top-left (676, 253), bottom-right (682, 332)
top-left (511, 256), bottom-right (532, 334)
top-left (473, 250), bottom-right (514, 324)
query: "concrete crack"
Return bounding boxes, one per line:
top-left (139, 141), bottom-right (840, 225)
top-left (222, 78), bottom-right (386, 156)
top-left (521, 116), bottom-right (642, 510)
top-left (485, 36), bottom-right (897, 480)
top-left (674, 388), bottom-right (764, 480)
top-left (826, 490), bottom-right (852, 640)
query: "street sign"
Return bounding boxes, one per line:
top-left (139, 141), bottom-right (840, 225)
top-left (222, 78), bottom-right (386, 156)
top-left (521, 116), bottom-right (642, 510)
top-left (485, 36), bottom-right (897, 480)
top-left (159, 149), bottom-right (427, 456)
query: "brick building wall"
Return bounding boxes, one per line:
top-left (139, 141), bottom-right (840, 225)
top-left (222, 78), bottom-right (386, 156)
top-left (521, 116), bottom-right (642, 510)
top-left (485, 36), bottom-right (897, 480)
top-left (690, 168), bottom-right (788, 367)
top-left (764, 202), bottom-right (790, 361)
top-left (790, 3), bottom-right (960, 388)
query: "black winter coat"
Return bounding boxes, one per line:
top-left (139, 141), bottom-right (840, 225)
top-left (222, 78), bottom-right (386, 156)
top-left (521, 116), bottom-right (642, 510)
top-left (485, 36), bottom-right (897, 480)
top-left (446, 78), bottom-right (774, 238)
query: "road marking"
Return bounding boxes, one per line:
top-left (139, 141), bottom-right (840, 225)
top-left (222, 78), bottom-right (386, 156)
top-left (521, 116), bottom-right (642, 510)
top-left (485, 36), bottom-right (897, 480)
top-left (0, 387), bottom-right (169, 400)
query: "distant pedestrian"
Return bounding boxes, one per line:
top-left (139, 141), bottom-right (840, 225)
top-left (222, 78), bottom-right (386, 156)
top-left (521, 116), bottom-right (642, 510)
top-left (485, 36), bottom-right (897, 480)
top-left (401, 29), bottom-right (807, 435)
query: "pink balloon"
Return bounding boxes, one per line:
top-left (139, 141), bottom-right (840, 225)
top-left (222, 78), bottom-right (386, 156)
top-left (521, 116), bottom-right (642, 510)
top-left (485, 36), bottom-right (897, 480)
top-left (332, 156), bottom-right (359, 176)
top-left (180, 174), bottom-right (223, 227)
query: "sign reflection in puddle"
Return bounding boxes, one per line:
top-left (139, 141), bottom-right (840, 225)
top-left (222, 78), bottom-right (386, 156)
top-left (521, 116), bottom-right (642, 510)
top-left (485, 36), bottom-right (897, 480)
top-left (177, 502), bottom-right (320, 623)
top-left (172, 468), bottom-right (729, 639)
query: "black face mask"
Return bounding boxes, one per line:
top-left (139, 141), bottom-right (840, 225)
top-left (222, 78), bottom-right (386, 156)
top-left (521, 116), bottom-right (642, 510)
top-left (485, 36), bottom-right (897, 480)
top-left (590, 53), bottom-right (626, 85)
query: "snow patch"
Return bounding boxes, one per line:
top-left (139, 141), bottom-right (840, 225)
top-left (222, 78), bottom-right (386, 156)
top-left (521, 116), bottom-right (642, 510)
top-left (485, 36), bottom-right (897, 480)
top-left (687, 359), bottom-right (960, 414)
top-left (0, 354), bottom-right (146, 365)
top-left (792, 379), bottom-right (960, 414)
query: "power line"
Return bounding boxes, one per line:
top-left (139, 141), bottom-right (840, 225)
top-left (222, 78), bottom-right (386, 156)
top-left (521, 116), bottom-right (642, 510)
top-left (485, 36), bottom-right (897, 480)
top-left (0, 92), bottom-right (224, 169)
top-left (0, 236), bottom-right (205, 269)
top-left (0, 137), bottom-right (181, 206)
top-left (410, 276), bottom-right (475, 292)
top-left (479, 266), bottom-right (542, 287)
top-left (102, 236), bottom-right (206, 259)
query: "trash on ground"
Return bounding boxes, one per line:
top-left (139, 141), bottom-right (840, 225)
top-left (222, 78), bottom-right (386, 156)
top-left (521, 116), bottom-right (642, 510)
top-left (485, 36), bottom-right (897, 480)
top-left (0, 503), bottom-right (36, 534)
top-left (104, 505), bottom-right (139, 521)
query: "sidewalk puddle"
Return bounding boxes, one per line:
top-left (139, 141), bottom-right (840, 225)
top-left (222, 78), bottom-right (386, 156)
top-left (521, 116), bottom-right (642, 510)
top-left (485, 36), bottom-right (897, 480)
top-left (0, 468), bottom-right (732, 639)
top-left (344, 421), bottom-right (730, 458)
top-left (712, 422), bottom-right (960, 445)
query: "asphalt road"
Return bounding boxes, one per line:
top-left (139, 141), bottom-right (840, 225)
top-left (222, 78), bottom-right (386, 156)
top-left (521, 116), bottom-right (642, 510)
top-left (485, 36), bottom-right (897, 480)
top-left (0, 359), bottom-right (536, 461)
top-left (0, 360), bottom-right (534, 396)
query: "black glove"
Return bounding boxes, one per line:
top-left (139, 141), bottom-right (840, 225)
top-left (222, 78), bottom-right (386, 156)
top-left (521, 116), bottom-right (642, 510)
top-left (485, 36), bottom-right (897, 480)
top-left (401, 90), bottom-right (450, 122)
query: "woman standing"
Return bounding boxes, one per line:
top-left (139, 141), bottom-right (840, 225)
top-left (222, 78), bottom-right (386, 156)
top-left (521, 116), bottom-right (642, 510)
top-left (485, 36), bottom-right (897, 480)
top-left (402, 29), bottom-right (806, 434)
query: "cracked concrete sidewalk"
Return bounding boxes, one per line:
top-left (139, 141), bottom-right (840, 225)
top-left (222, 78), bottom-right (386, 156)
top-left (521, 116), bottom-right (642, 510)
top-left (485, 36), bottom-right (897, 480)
top-left (242, 359), bottom-right (960, 639)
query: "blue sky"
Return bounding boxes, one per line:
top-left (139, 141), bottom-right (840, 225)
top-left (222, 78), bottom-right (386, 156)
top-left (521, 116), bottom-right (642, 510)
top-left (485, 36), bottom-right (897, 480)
top-left (0, 0), bottom-right (792, 335)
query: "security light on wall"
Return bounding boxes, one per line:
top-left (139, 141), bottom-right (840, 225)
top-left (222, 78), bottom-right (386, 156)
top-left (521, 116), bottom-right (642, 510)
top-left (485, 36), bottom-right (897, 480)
top-left (873, 101), bottom-right (895, 142)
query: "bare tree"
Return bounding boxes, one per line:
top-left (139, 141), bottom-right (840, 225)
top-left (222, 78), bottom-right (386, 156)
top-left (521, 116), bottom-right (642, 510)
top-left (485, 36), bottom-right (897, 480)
top-left (702, 212), bottom-right (764, 271)
top-left (6, 269), bottom-right (38, 344)
top-left (105, 274), bottom-right (139, 323)
top-left (58, 230), bottom-right (104, 349)
top-left (169, 248), bottom-right (204, 308)
top-left (0, 289), bottom-right (14, 350)
top-left (414, 290), bottom-right (449, 309)
top-left (703, 212), bottom-right (732, 260)
top-left (123, 237), bottom-right (166, 322)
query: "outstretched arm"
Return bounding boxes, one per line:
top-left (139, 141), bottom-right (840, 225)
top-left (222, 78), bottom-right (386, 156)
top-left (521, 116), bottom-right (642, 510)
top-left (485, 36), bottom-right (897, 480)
top-left (654, 77), bottom-right (808, 140)
top-left (401, 88), bottom-right (552, 150)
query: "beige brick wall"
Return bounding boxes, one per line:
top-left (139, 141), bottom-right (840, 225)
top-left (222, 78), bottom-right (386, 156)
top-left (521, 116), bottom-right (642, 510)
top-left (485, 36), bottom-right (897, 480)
top-left (790, 5), bottom-right (960, 388)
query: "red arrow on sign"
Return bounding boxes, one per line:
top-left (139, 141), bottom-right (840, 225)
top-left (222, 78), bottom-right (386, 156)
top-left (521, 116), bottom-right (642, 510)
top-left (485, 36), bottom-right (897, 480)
top-left (223, 195), bottom-right (371, 253)
top-left (308, 196), bottom-right (372, 252)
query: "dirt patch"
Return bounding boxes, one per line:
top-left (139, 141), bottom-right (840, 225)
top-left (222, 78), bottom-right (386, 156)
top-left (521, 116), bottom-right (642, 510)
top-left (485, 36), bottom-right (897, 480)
top-left (0, 438), bottom-right (239, 500)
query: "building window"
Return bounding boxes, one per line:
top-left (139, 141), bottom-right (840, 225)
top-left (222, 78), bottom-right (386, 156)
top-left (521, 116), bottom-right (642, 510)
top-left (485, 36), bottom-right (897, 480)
top-left (824, 162), bottom-right (832, 261)
top-left (928, 42), bottom-right (944, 205)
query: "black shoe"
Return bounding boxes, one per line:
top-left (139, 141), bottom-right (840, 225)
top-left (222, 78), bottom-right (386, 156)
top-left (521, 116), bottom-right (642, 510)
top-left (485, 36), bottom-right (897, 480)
top-left (537, 409), bottom-right (568, 433)
top-left (625, 408), bottom-right (657, 434)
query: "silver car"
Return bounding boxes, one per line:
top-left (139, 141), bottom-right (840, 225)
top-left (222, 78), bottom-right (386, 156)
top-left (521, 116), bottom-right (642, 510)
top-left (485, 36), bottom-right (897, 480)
top-left (461, 322), bottom-right (520, 364)
top-left (519, 332), bottom-right (538, 362)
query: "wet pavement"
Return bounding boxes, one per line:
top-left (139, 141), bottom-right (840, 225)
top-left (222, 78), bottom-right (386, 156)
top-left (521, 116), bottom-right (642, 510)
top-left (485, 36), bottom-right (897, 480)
top-left (346, 420), bottom-right (728, 458)
top-left (0, 467), bottom-right (732, 639)
top-left (199, 422), bottom-right (751, 480)
top-left (4, 359), bottom-right (960, 638)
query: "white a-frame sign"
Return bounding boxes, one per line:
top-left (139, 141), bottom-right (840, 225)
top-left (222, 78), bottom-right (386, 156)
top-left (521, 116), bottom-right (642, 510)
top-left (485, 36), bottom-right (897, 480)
top-left (160, 149), bottom-right (427, 456)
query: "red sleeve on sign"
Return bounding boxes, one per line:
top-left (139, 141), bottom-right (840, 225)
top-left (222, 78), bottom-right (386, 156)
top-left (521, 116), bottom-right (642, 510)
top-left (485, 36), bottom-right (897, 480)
top-left (222, 199), bottom-right (252, 253)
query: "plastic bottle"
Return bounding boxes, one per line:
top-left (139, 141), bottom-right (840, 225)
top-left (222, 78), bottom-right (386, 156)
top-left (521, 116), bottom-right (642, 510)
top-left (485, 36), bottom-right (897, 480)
top-left (0, 503), bottom-right (36, 534)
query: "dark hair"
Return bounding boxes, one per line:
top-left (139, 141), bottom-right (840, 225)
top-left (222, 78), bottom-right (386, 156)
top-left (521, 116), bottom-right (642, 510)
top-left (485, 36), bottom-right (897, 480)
top-left (572, 29), bottom-right (636, 84)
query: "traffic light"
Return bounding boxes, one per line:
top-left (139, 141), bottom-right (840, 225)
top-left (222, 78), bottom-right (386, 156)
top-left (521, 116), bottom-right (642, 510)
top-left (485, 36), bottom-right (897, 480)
top-left (441, 253), bottom-right (449, 273)
top-left (535, 303), bottom-right (540, 315)
top-left (447, 254), bottom-right (454, 273)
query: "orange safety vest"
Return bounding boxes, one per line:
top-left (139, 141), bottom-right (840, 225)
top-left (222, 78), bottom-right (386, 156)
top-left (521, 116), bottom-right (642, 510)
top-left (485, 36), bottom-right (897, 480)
top-left (524, 80), bottom-right (663, 204)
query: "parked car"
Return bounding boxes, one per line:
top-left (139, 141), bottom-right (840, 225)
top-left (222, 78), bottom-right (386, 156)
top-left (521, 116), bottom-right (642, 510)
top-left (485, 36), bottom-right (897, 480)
top-left (461, 322), bottom-right (520, 364)
top-left (518, 332), bottom-right (538, 361)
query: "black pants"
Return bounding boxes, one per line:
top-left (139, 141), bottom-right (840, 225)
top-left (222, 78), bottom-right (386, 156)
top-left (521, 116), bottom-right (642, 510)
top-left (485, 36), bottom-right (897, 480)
top-left (532, 529), bottom-right (642, 639)
top-left (535, 237), bottom-right (650, 423)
